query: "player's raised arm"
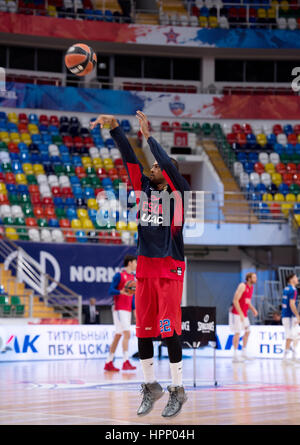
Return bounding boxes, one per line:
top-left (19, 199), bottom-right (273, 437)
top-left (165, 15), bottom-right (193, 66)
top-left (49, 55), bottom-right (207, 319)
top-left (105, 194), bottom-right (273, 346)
top-left (90, 114), bottom-right (147, 195)
top-left (136, 110), bottom-right (190, 194)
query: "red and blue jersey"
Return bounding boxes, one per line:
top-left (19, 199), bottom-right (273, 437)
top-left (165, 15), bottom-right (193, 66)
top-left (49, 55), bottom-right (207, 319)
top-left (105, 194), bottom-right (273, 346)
top-left (108, 270), bottom-right (135, 312)
top-left (282, 284), bottom-right (297, 318)
top-left (110, 126), bottom-right (190, 281)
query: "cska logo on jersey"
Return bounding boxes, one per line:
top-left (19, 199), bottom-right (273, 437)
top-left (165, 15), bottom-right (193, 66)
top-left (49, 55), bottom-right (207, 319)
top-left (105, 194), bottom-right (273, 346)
top-left (169, 95), bottom-right (185, 116)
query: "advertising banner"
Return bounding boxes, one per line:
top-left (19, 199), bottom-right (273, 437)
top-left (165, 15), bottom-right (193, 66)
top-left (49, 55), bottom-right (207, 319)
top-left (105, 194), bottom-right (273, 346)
top-left (5, 241), bottom-right (137, 304)
top-left (1, 12), bottom-right (300, 49)
top-left (0, 324), bottom-right (289, 362)
top-left (1, 83), bottom-right (300, 119)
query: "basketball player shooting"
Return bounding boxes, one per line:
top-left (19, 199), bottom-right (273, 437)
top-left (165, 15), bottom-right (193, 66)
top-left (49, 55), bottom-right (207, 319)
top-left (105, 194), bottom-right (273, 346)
top-left (90, 111), bottom-right (190, 418)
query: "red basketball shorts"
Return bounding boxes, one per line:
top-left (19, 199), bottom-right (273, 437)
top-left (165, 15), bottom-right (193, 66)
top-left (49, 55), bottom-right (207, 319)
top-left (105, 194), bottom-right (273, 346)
top-left (135, 277), bottom-right (183, 339)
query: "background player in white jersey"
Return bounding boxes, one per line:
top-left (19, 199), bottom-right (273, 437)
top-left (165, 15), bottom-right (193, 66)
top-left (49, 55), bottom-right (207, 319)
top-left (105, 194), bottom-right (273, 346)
top-left (281, 273), bottom-right (300, 362)
top-left (229, 272), bottom-right (258, 362)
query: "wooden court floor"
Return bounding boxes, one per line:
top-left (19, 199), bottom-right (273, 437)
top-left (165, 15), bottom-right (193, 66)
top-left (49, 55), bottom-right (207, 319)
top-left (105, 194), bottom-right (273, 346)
top-left (1, 355), bottom-right (300, 425)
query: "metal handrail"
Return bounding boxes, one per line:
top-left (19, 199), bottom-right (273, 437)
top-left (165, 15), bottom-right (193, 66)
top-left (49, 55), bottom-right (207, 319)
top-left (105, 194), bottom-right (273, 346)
top-left (0, 237), bottom-right (82, 321)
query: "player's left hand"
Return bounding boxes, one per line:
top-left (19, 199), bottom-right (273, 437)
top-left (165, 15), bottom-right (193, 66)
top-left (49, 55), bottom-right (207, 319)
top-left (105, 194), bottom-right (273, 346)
top-left (90, 115), bottom-right (119, 130)
top-left (136, 110), bottom-right (150, 140)
top-left (253, 308), bottom-right (258, 317)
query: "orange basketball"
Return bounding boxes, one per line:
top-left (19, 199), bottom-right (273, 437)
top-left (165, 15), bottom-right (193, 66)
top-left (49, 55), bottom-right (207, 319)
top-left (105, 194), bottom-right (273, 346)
top-left (64, 43), bottom-right (97, 77)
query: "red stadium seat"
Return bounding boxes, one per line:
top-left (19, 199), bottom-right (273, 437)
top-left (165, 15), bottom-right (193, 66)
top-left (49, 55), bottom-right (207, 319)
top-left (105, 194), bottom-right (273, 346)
top-left (114, 158), bottom-right (123, 168)
top-left (18, 113), bottom-right (28, 124)
top-left (227, 133), bottom-right (237, 144)
top-left (236, 132), bottom-right (247, 145)
top-left (65, 230), bottom-right (76, 243)
top-left (8, 142), bottom-right (19, 153)
top-left (273, 124), bottom-right (283, 135)
top-left (25, 217), bottom-right (37, 227)
top-left (0, 194), bottom-right (9, 204)
top-left (288, 133), bottom-right (297, 145)
top-left (61, 187), bottom-right (73, 197)
top-left (33, 205), bottom-right (44, 218)
top-left (49, 115), bottom-right (59, 126)
top-left (96, 167), bottom-right (107, 179)
top-left (51, 186), bottom-right (61, 197)
top-left (75, 166), bottom-right (86, 178)
top-left (232, 123), bottom-right (242, 133)
top-left (294, 124), bottom-right (300, 135)
top-left (287, 163), bottom-right (297, 174)
top-left (254, 162), bottom-right (265, 174)
top-left (42, 196), bottom-right (54, 206)
top-left (39, 114), bottom-right (48, 125)
top-left (243, 123), bottom-right (253, 135)
top-left (44, 207), bottom-right (56, 218)
top-left (161, 121), bottom-right (171, 132)
top-left (18, 123), bottom-right (28, 134)
top-left (31, 193), bottom-right (41, 205)
top-left (59, 218), bottom-right (71, 228)
top-left (172, 122), bottom-right (181, 131)
top-left (283, 173), bottom-right (293, 186)
top-left (74, 137), bottom-right (84, 149)
top-left (28, 184), bottom-right (39, 194)
top-left (270, 202), bottom-right (281, 214)
top-left (5, 173), bottom-right (16, 184)
top-left (276, 163), bottom-right (286, 174)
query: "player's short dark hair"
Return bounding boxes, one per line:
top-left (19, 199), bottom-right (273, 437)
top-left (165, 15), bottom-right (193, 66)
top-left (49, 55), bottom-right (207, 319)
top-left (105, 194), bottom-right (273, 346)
top-left (170, 158), bottom-right (179, 170)
top-left (124, 255), bottom-right (137, 266)
top-left (286, 273), bottom-right (296, 283)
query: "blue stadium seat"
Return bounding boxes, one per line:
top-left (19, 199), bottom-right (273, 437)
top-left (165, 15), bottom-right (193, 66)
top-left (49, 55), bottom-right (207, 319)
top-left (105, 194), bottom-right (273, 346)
top-left (104, 9), bottom-right (113, 22)
top-left (121, 120), bottom-right (131, 133)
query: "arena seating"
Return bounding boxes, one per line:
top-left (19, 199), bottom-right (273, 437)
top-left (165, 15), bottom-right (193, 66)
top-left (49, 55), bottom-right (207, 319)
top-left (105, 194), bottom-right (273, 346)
top-left (0, 111), bottom-right (139, 244)
top-left (216, 121), bottom-right (300, 220)
top-left (2, 0), bottom-right (300, 29)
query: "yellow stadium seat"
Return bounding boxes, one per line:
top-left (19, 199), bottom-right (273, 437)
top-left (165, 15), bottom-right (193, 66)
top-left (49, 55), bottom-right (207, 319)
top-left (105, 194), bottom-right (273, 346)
top-left (116, 221), bottom-right (127, 231)
top-left (87, 198), bottom-right (98, 210)
top-left (21, 133), bottom-right (31, 144)
top-left (262, 193), bottom-right (273, 202)
top-left (208, 16), bottom-right (218, 28)
top-left (267, 7), bottom-right (276, 18)
top-left (15, 173), bottom-right (27, 184)
top-left (257, 133), bottom-right (267, 145)
top-left (77, 208), bottom-right (88, 220)
top-left (265, 163), bottom-right (275, 174)
top-left (81, 156), bottom-right (92, 167)
top-left (5, 227), bottom-right (18, 240)
top-left (10, 132), bottom-right (21, 143)
top-left (257, 8), bottom-right (267, 18)
top-left (271, 0), bottom-right (279, 6)
top-left (0, 131), bottom-right (10, 142)
top-left (82, 219), bottom-right (94, 229)
top-left (297, 194), bottom-right (300, 202)
top-left (7, 112), bottom-right (18, 123)
top-left (271, 173), bottom-right (282, 186)
top-left (22, 163), bottom-right (33, 175)
top-left (47, 5), bottom-right (57, 16)
top-left (280, 0), bottom-right (289, 11)
top-left (198, 16), bottom-right (208, 27)
top-left (286, 193), bottom-right (296, 202)
top-left (0, 183), bottom-right (7, 194)
top-left (281, 203), bottom-right (293, 217)
top-left (71, 219), bottom-right (82, 229)
top-left (127, 221), bottom-right (137, 231)
top-left (294, 214), bottom-right (300, 226)
top-left (92, 158), bottom-right (103, 168)
top-left (33, 164), bottom-right (45, 174)
top-left (274, 193), bottom-right (284, 202)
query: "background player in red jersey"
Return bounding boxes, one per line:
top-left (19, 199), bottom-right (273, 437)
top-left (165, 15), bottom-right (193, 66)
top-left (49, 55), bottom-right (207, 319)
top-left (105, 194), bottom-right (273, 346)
top-left (91, 111), bottom-right (190, 418)
top-left (104, 254), bottom-right (137, 371)
top-left (229, 272), bottom-right (258, 362)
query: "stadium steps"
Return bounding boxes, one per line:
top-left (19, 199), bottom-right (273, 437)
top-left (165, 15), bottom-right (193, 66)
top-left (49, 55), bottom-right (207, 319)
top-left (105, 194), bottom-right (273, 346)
top-left (128, 136), bottom-right (151, 176)
top-left (161, 0), bottom-right (187, 14)
top-left (95, 0), bottom-right (122, 12)
top-left (0, 263), bottom-right (61, 319)
top-left (202, 140), bottom-right (259, 224)
top-left (135, 12), bottom-right (159, 24)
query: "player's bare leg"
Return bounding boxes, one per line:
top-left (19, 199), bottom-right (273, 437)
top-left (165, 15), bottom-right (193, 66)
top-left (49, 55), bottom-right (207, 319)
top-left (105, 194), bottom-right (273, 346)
top-left (121, 330), bottom-right (136, 370)
top-left (104, 333), bottom-right (122, 371)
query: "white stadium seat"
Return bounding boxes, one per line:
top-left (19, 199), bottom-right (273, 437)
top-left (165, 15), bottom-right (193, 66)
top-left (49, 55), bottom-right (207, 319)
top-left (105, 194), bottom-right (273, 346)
top-left (41, 229), bottom-right (52, 243)
top-left (287, 18), bottom-right (297, 30)
top-left (277, 133), bottom-right (287, 145)
top-left (258, 152), bottom-right (269, 165)
top-left (239, 172), bottom-right (250, 188)
top-left (261, 172), bottom-right (272, 187)
top-left (233, 161), bottom-right (243, 177)
top-left (28, 228), bottom-right (40, 242)
top-left (269, 152), bottom-right (280, 165)
top-left (250, 172), bottom-right (260, 187)
top-left (277, 17), bottom-right (287, 30)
